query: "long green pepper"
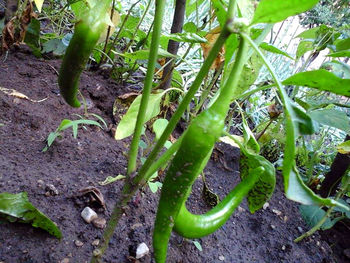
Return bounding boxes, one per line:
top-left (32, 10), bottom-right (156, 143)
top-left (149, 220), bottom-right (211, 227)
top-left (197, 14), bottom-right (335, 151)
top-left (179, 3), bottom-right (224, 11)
top-left (58, 1), bottom-right (112, 107)
top-left (153, 24), bottom-right (250, 262)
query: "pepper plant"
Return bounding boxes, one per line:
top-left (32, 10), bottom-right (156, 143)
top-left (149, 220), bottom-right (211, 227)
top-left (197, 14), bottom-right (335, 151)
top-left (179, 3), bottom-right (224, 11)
top-left (54, 0), bottom-right (350, 262)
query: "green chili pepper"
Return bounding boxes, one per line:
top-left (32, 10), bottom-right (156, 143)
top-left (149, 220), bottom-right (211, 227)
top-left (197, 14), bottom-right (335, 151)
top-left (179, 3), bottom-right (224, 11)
top-left (153, 108), bottom-right (226, 263)
top-left (173, 166), bottom-right (264, 239)
top-left (58, 1), bottom-right (111, 107)
top-left (153, 28), bottom-right (250, 263)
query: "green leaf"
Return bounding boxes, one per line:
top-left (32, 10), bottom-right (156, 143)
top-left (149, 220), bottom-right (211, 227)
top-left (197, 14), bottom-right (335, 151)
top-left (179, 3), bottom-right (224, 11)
top-left (117, 48), bottom-right (177, 61)
top-left (183, 22), bottom-right (197, 33)
top-left (98, 174), bottom-right (126, 186)
top-left (57, 119), bottom-right (72, 130)
top-left (336, 38), bottom-right (350, 52)
top-left (299, 205), bottom-right (333, 230)
top-left (242, 117), bottom-right (260, 154)
top-left (252, 0), bottom-right (319, 25)
top-left (290, 102), bottom-right (316, 135)
top-left (115, 91), bottom-right (167, 140)
top-left (296, 27), bottom-right (320, 40)
top-left (153, 119), bottom-right (169, 141)
top-left (240, 154), bottom-right (276, 213)
top-left (0, 192), bottom-right (61, 238)
top-left (148, 181), bottom-right (162, 193)
top-left (337, 140), bottom-right (350, 154)
top-left (283, 69), bottom-right (350, 97)
top-left (321, 60), bottom-right (350, 79)
top-left (259, 42), bottom-right (294, 60)
top-left (24, 18), bottom-right (41, 57)
top-left (327, 50), bottom-right (350, 58)
top-left (186, 0), bottom-right (205, 17)
top-left (192, 240), bottom-right (203, 251)
top-left (211, 0), bottom-right (226, 28)
top-left (309, 109), bottom-right (350, 133)
top-left (296, 40), bottom-right (314, 60)
top-left (163, 33), bottom-right (207, 43)
top-left (42, 39), bottom-right (67, 56)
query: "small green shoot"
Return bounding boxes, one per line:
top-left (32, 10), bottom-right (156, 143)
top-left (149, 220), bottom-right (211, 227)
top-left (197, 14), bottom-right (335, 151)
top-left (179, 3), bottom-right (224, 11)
top-left (98, 175), bottom-right (126, 186)
top-left (192, 240), bottom-right (203, 252)
top-left (43, 116), bottom-right (105, 152)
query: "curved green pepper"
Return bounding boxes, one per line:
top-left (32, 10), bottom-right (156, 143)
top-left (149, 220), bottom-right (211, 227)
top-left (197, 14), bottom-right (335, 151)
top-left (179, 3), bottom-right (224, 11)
top-left (173, 167), bottom-right (264, 239)
top-left (153, 108), bottom-right (226, 263)
top-left (58, 2), bottom-right (111, 107)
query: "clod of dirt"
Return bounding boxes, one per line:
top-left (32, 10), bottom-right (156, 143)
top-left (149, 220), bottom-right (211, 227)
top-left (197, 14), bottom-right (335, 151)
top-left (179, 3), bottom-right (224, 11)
top-left (92, 217), bottom-right (106, 229)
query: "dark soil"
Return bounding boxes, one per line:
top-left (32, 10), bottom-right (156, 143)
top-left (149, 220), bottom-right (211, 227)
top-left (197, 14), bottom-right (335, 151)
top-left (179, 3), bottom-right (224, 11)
top-left (0, 49), bottom-right (346, 263)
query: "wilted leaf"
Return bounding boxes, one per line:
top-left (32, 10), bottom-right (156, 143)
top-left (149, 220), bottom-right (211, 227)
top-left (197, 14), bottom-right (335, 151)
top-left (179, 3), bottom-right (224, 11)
top-left (0, 87), bottom-right (47, 102)
top-left (98, 175), bottom-right (126, 186)
top-left (0, 192), bottom-right (61, 238)
top-left (201, 26), bottom-right (225, 69)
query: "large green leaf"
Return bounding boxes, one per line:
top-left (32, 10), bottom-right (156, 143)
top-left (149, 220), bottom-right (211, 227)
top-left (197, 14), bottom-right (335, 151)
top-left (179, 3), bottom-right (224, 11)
top-left (283, 69), bottom-right (350, 97)
top-left (252, 0), bottom-right (319, 25)
top-left (259, 42), bottom-right (294, 60)
top-left (309, 109), bottom-right (350, 133)
top-left (327, 50), bottom-right (350, 58)
top-left (115, 91), bottom-right (167, 140)
top-left (0, 192), bottom-right (62, 238)
top-left (336, 38), bottom-right (350, 52)
top-left (299, 205), bottom-right (335, 230)
top-left (240, 154), bottom-right (276, 213)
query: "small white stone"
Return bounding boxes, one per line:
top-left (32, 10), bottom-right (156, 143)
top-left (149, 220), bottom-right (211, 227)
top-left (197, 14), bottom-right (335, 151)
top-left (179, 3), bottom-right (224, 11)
top-left (75, 240), bottom-right (84, 247)
top-left (281, 245), bottom-right (286, 251)
top-left (263, 202), bottom-right (269, 210)
top-left (219, 255), bottom-right (225, 261)
top-left (81, 207), bottom-right (98, 223)
top-left (297, 226), bottom-right (303, 233)
top-left (270, 224), bottom-right (276, 230)
top-left (136, 242), bottom-right (149, 259)
top-left (272, 209), bottom-right (282, 216)
top-left (237, 206), bottom-right (245, 213)
top-left (92, 239), bottom-right (100, 246)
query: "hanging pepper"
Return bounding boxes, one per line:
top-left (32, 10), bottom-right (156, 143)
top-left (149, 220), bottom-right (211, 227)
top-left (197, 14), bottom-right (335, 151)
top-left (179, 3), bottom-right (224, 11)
top-left (173, 166), bottom-right (264, 238)
top-left (153, 108), bottom-right (226, 263)
top-left (58, 1), bottom-right (112, 107)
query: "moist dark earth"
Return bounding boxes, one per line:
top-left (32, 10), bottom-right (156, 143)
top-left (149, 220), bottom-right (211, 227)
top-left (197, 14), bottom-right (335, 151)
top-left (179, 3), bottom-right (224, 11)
top-left (0, 49), bottom-right (348, 263)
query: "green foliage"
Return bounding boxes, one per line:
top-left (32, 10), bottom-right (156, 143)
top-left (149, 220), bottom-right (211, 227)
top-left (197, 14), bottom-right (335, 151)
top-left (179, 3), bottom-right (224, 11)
top-left (283, 69), bottom-right (350, 97)
top-left (252, 0), bottom-right (319, 24)
top-left (0, 192), bottom-right (61, 238)
top-left (43, 116), bottom-right (105, 151)
top-left (299, 205), bottom-right (343, 230)
top-left (300, 0), bottom-right (350, 34)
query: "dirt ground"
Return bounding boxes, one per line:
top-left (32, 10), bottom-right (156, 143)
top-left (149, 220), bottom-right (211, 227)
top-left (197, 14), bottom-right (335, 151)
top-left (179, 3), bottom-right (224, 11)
top-left (0, 49), bottom-right (347, 263)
